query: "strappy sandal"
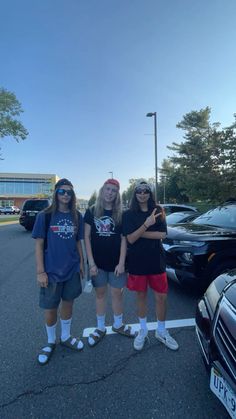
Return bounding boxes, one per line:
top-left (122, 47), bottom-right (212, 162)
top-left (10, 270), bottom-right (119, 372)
top-left (60, 336), bottom-right (84, 351)
top-left (112, 324), bottom-right (135, 337)
top-left (88, 328), bottom-right (106, 347)
top-left (37, 343), bottom-right (56, 366)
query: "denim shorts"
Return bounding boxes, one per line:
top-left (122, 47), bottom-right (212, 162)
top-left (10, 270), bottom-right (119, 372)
top-left (92, 269), bottom-right (127, 289)
top-left (39, 272), bottom-right (82, 309)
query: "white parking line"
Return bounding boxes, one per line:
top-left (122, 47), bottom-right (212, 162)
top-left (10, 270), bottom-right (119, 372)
top-left (82, 318), bottom-right (195, 337)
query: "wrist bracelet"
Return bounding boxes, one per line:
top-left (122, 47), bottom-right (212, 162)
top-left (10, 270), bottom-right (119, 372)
top-left (143, 223), bottom-right (148, 229)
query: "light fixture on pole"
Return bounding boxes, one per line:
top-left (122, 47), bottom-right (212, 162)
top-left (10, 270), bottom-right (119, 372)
top-left (108, 171), bottom-right (113, 179)
top-left (146, 112), bottom-right (158, 202)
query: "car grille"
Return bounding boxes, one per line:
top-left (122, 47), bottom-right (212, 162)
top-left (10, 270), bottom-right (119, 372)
top-left (214, 297), bottom-right (236, 382)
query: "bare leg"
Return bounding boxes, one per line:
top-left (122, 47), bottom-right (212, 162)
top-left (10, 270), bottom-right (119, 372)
top-left (136, 291), bottom-right (147, 318)
top-left (45, 308), bottom-right (57, 326)
top-left (60, 300), bottom-right (74, 320)
top-left (110, 287), bottom-right (123, 315)
top-left (95, 285), bottom-right (107, 315)
top-left (153, 292), bottom-right (167, 321)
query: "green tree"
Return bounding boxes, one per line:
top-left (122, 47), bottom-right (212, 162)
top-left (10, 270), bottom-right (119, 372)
top-left (88, 191), bottom-right (97, 207)
top-left (167, 107), bottom-right (236, 202)
top-left (0, 88), bottom-right (28, 157)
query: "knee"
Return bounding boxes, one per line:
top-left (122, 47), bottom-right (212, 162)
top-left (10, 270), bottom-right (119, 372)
top-left (111, 287), bottom-right (123, 299)
top-left (96, 288), bottom-right (107, 300)
top-left (156, 293), bottom-right (167, 304)
top-left (137, 291), bottom-right (147, 301)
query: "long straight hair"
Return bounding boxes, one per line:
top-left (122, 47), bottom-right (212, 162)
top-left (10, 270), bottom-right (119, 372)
top-left (44, 188), bottom-right (79, 231)
top-left (94, 184), bottom-right (122, 225)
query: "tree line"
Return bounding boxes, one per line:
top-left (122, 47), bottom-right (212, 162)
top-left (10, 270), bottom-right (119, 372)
top-left (122, 107), bottom-right (236, 206)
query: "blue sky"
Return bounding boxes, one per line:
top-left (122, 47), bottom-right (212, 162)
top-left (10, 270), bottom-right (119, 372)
top-left (1, 0), bottom-right (236, 199)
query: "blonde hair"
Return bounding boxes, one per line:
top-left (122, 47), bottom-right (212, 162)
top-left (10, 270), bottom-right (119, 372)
top-left (94, 184), bottom-right (122, 225)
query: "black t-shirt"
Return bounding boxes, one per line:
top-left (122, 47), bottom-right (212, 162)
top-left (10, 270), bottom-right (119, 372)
top-left (122, 208), bottom-right (167, 275)
top-left (84, 207), bottom-right (122, 272)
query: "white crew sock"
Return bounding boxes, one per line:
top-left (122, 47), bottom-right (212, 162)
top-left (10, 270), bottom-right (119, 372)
top-left (60, 318), bottom-right (72, 342)
top-left (157, 320), bottom-right (166, 335)
top-left (97, 314), bottom-right (106, 331)
top-left (46, 323), bottom-right (57, 344)
top-left (139, 317), bottom-right (148, 333)
top-left (113, 313), bottom-right (123, 329)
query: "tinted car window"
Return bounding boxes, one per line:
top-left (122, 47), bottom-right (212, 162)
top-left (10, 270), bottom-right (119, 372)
top-left (193, 205), bottom-right (236, 229)
top-left (23, 200), bottom-right (50, 211)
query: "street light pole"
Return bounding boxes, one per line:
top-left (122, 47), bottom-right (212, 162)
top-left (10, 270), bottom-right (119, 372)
top-left (146, 112), bottom-right (158, 202)
top-left (108, 171), bottom-right (113, 179)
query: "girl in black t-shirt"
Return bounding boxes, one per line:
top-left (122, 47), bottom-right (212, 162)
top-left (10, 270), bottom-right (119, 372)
top-left (84, 179), bottom-right (134, 346)
top-left (123, 181), bottom-right (179, 352)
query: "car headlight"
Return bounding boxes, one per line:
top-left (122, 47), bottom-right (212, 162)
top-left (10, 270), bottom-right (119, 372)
top-left (205, 280), bottom-right (221, 312)
top-left (181, 252), bottom-right (194, 262)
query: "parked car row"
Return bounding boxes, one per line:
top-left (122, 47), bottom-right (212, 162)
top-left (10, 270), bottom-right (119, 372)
top-left (0, 206), bottom-right (20, 214)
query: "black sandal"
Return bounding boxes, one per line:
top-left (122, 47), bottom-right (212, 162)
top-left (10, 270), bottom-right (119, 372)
top-left (37, 343), bottom-right (56, 366)
top-left (88, 328), bottom-right (106, 347)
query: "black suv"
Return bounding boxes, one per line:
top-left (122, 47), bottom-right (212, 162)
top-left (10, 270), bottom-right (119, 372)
top-left (19, 199), bottom-right (51, 231)
top-left (163, 202), bottom-right (236, 291)
top-left (195, 270), bottom-right (236, 418)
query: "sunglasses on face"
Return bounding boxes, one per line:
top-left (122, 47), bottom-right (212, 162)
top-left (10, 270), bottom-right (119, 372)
top-left (135, 188), bottom-right (150, 194)
top-left (57, 188), bottom-right (73, 196)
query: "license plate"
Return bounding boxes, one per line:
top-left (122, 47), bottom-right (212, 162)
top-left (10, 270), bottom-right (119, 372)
top-left (210, 367), bottom-right (236, 418)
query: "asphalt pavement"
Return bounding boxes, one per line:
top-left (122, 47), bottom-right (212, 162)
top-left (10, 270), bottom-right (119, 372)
top-left (0, 223), bottom-right (229, 419)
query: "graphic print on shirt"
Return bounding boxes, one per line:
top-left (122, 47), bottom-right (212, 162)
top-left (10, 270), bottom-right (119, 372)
top-left (50, 218), bottom-right (75, 239)
top-left (94, 216), bottom-right (115, 236)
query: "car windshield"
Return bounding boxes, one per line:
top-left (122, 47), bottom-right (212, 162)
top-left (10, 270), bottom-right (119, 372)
top-left (193, 205), bottom-right (236, 229)
top-left (23, 200), bottom-right (49, 211)
top-left (166, 212), bottom-right (190, 223)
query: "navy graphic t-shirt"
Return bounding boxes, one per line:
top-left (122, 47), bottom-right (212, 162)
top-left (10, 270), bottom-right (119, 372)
top-left (84, 207), bottom-right (122, 272)
top-left (32, 211), bottom-right (84, 282)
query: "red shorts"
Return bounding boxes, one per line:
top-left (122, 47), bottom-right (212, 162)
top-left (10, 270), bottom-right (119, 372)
top-left (127, 272), bottom-right (168, 294)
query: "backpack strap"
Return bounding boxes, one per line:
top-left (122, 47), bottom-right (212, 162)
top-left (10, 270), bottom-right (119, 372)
top-left (44, 212), bottom-right (52, 251)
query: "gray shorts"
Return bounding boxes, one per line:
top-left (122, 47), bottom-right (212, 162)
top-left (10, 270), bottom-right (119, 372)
top-left (92, 269), bottom-right (127, 289)
top-left (39, 272), bottom-right (82, 309)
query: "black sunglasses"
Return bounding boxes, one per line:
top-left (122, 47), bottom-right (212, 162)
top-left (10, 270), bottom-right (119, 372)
top-left (135, 188), bottom-right (150, 194)
top-left (57, 188), bottom-right (73, 196)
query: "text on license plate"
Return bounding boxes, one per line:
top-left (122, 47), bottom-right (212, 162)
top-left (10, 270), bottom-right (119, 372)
top-left (210, 367), bottom-right (236, 418)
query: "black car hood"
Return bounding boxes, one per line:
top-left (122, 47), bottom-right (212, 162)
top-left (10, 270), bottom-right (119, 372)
top-left (167, 223), bottom-right (236, 241)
